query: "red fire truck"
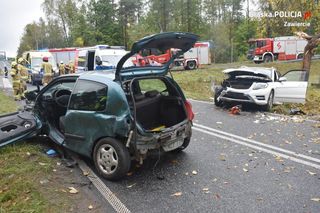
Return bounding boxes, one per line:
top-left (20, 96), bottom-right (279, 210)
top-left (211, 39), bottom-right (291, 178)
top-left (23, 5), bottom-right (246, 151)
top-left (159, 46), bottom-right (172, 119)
top-left (132, 42), bottom-right (211, 70)
top-left (247, 36), bottom-right (307, 63)
top-left (49, 48), bottom-right (79, 70)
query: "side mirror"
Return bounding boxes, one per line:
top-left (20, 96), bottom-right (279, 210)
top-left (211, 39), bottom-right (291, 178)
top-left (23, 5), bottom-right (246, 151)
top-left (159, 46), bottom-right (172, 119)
top-left (279, 77), bottom-right (287, 82)
top-left (96, 57), bottom-right (102, 66)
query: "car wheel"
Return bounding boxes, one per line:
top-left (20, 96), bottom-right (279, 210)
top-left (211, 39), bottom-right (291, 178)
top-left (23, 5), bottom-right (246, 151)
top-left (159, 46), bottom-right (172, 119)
top-left (93, 138), bottom-right (131, 181)
top-left (263, 90), bottom-right (274, 111)
top-left (264, 55), bottom-right (272, 63)
top-left (186, 61), bottom-right (196, 70)
top-left (214, 87), bottom-right (223, 107)
top-left (31, 76), bottom-right (35, 85)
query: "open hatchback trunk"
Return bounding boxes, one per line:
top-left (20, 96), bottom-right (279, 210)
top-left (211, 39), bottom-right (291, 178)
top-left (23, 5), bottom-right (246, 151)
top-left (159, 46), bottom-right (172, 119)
top-left (116, 32), bottom-right (198, 132)
top-left (124, 77), bottom-right (188, 132)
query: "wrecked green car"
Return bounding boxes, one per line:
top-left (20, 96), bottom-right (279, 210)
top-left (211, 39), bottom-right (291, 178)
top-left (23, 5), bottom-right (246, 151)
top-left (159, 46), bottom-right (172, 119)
top-left (0, 32), bottom-right (197, 180)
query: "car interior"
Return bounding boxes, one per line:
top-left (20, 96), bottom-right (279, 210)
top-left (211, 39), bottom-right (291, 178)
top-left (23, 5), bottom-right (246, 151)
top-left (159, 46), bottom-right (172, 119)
top-left (124, 78), bottom-right (187, 131)
top-left (38, 80), bottom-right (76, 134)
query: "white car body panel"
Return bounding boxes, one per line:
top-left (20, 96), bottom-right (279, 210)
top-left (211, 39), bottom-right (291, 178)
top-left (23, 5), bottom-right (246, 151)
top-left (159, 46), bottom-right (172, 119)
top-left (217, 67), bottom-right (308, 106)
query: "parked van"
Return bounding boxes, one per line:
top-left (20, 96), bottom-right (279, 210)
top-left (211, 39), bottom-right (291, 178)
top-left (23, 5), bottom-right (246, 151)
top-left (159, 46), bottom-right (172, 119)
top-left (22, 51), bottom-right (59, 85)
top-left (77, 45), bottom-right (132, 71)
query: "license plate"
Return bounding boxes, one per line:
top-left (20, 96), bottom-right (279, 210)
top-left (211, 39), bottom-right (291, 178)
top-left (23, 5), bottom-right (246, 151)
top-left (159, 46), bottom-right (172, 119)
top-left (162, 139), bottom-right (184, 152)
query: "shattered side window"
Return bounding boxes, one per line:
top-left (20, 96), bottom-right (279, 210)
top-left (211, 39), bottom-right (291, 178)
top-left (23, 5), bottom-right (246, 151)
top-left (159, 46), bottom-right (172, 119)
top-left (69, 80), bottom-right (107, 111)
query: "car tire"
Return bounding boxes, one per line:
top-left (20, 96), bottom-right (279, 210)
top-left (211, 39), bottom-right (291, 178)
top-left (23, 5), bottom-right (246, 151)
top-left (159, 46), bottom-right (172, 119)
top-left (186, 61), bottom-right (196, 70)
top-left (93, 138), bottom-right (131, 181)
top-left (31, 76), bottom-right (36, 86)
top-left (264, 55), bottom-right (272, 63)
top-left (214, 87), bottom-right (223, 107)
top-left (263, 90), bottom-right (274, 111)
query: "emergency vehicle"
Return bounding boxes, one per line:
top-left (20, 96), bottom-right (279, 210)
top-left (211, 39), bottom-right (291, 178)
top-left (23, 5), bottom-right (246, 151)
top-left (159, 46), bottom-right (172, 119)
top-left (248, 36), bottom-right (307, 63)
top-left (49, 48), bottom-right (79, 71)
top-left (77, 45), bottom-right (129, 71)
top-left (132, 42), bottom-right (212, 70)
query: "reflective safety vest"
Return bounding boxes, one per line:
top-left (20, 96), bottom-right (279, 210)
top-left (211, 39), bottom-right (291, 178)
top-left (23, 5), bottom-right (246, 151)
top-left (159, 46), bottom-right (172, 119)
top-left (41, 62), bottom-right (53, 76)
top-left (10, 68), bottom-right (21, 85)
top-left (18, 64), bottom-right (28, 80)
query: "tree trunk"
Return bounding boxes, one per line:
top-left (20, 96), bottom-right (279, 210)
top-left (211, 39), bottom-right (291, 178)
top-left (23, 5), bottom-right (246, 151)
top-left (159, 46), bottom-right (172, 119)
top-left (295, 32), bottom-right (320, 72)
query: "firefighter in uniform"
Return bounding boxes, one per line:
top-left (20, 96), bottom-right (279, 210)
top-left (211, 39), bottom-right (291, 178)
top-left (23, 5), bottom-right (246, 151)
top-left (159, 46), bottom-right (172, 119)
top-left (17, 58), bottom-right (28, 97)
top-left (41, 57), bottom-right (53, 86)
top-left (68, 60), bottom-right (75, 74)
top-left (10, 61), bottom-right (22, 101)
top-left (59, 61), bottom-right (65, 75)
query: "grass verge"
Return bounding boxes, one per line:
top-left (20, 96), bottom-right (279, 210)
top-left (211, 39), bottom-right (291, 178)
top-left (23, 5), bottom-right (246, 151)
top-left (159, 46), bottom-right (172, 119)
top-left (0, 91), bottom-right (70, 212)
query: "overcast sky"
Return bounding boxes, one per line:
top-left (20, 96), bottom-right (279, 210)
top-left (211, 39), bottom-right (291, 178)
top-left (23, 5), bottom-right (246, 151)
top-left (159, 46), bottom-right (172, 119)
top-left (0, 0), bottom-right (44, 57)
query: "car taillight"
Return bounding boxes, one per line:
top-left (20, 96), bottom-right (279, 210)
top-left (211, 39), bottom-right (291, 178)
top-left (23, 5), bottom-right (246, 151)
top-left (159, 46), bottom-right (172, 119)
top-left (185, 100), bottom-right (194, 121)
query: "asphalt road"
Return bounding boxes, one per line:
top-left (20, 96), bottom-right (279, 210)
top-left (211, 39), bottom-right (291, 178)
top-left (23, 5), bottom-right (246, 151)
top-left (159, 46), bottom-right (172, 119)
top-left (1, 75), bottom-right (320, 212)
top-left (79, 100), bottom-right (320, 213)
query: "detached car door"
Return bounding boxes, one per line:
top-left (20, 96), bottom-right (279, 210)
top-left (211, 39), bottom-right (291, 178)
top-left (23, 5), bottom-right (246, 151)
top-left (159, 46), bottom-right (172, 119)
top-left (0, 111), bottom-right (41, 147)
top-left (274, 70), bottom-right (308, 103)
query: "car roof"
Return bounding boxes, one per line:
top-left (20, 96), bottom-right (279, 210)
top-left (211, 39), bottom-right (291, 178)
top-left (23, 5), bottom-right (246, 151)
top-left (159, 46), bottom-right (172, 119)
top-left (78, 70), bottom-right (116, 84)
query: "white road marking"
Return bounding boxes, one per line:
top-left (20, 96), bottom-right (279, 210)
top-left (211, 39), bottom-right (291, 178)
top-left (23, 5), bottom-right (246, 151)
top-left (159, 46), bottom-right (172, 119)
top-left (193, 125), bottom-right (320, 170)
top-left (194, 123), bottom-right (320, 164)
top-left (75, 157), bottom-right (131, 213)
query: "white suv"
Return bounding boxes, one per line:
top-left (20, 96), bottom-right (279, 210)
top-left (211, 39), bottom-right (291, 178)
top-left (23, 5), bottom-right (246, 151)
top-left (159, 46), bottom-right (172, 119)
top-left (213, 66), bottom-right (308, 111)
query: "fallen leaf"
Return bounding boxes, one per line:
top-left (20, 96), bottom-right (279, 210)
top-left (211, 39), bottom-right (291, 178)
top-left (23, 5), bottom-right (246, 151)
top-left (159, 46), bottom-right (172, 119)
top-left (192, 170), bottom-right (198, 175)
top-left (284, 140), bottom-right (292, 144)
top-left (171, 192), bottom-right (182, 197)
top-left (88, 205), bottom-right (93, 210)
top-left (219, 154), bottom-right (226, 161)
top-left (306, 170), bottom-right (317, 176)
top-left (126, 183), bottom-right (136, 188)
top-left (214, 194), bottom-right (221, 199)
top-left (40, 179), bottom-right (49, 185)
top-left (170, 160), bottom-right (178, 164)
top-left (275, 155), bottom-right (283, 162)
top-left (256, 197), bottom-right (263, 201)
top-left (243, 168), bottom-right (248, 172)
top-left (68, 187), bottom-right (78, 194)
top-left (311, 198), bottom-right (320, 202)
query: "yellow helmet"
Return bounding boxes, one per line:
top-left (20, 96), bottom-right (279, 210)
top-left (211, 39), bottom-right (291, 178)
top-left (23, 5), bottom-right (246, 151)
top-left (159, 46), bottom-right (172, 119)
top-left (11, 61), bottom-right (18, 68)
top-left (18, 58), bottom-right (24, 63)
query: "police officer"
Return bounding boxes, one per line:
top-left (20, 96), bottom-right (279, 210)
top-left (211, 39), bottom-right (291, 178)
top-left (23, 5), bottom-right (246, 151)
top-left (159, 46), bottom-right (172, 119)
top-left (41, 57), bottom-right (53, 86)
top-left (17, 58), bottom-right (28, 97)
top-left (10, 61), bottom-right (22, 101)
top-left (59, 61), bottom-right (65, 75)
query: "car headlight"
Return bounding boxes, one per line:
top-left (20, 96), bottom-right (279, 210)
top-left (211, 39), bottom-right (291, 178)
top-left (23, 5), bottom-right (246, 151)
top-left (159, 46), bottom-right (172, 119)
top-left (253, 83), bottom-right (268, 90)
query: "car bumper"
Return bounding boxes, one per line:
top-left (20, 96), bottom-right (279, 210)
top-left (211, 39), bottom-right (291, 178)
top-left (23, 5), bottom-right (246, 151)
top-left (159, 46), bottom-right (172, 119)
top-left (253, 55), bottom-right (263, 62)
top-left (135, 121), bottom-right (191, 152)
top-left (219, 88), bottom-right (269, 105)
